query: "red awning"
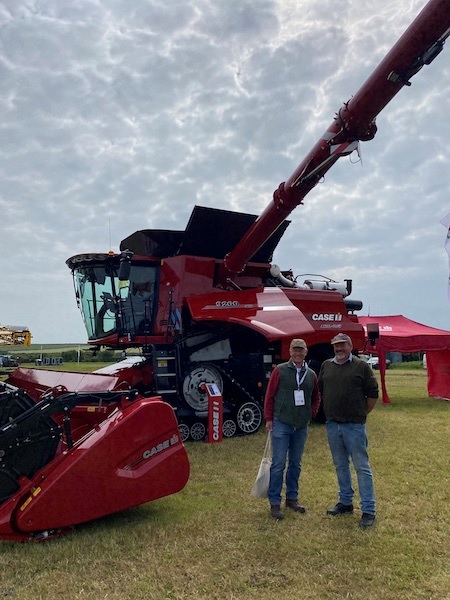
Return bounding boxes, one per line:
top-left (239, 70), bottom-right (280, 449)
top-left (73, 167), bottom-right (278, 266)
top-left (359, 315), bottom-right (450, 404)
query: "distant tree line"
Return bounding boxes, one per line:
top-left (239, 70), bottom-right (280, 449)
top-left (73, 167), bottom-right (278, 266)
top-left (14, 349), bottom-right (120, 364)
top-left (12, 349), bottom-right (424, 366)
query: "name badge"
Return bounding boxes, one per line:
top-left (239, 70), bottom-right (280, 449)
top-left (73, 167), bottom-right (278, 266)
top-left (294, 390), bottom-right (305, 406)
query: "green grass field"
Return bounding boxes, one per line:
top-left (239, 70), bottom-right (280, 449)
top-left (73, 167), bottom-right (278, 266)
top-left (0, 369), bottom-right (449, 600)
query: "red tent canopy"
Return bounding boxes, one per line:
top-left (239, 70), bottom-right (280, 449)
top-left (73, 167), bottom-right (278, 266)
top-left (358, 315), bottom-right (450, 404)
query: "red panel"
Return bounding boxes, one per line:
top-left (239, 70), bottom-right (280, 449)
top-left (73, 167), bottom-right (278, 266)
top-left (426, 350), bottom-right (450, 401)
top-left (186, 287), bottom-right (365, 349)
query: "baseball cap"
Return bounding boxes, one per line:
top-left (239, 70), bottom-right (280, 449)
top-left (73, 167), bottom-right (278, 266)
top-left (290, 338), bottom-right (307, 350)
top-left (330, 333), bottom-right (352, 345)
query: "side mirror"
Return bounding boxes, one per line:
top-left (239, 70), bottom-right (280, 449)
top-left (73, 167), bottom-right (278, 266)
top-left (118, 249), bottom-right (133, 281)
top-left (118, 250), bottom-right (133, 300)
top-left (118, 261), bottom-right (131, 281)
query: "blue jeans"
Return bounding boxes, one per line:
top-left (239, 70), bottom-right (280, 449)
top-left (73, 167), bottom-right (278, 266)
top-left (326, 421), bottom-right (376, 514)
top-left (268, 419), bottom-right (308, 506)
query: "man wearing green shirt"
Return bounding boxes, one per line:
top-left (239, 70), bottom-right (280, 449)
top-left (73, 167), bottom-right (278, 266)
top-left (318, 333), bottom-right (379, 528)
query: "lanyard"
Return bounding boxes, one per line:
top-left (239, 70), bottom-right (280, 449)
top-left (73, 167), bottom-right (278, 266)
top-left (296, 367), bottom-right (307, 388)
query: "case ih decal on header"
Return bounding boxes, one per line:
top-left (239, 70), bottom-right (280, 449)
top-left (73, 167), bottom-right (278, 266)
top-left (1, 0), bottom-right (449, 540)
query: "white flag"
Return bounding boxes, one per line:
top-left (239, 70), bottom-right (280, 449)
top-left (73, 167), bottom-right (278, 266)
top-left (440, 213), bottom-right (450, 302)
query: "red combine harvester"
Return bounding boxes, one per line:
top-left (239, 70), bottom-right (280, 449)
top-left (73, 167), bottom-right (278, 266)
top-left (2, 0), bottom-right (449, 541)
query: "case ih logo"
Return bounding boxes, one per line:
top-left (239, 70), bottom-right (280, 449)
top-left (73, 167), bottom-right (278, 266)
top-left (211, 399), bottom-right (221, 441)
top-left (311, 313), bottom-right (343, 322)
top-left (142, 434), bottom-right (179, 459)
top-left (122, 433), bottom-right (180, 471)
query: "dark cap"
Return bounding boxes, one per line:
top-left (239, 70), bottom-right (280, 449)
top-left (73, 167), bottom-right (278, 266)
top-left (290, 338), bottom-right (307, 350)
top-left (330, 333), bottom-right (352, 345)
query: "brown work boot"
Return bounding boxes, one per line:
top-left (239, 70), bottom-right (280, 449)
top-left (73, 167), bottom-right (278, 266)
top-left (270, 505), bottom-right (284, 520)
top-left (285, 499), bottom-right (306, 513)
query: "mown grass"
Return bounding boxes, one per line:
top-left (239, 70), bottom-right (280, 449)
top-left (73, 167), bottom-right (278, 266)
top-left (0, 370), bottom-right (449, 600)
top-left (0, 363), bottom-right (113, 383)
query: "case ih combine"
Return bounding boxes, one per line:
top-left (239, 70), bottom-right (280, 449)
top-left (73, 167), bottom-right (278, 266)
top-left (1, 0), bottom-right (449, 540)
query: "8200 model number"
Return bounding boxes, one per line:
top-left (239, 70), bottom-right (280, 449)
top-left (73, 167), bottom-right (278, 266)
top-left (215, 300), bottom-right (239, 307)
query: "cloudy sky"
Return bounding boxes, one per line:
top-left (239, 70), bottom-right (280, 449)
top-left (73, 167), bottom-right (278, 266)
top-left (1, 0), bottom-right (449, 344)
